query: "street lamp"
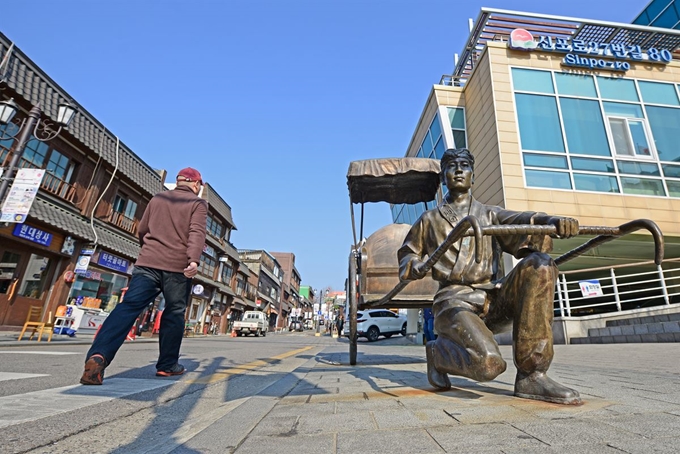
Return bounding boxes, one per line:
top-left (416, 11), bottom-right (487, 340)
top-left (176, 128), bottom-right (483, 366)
top-left (0, 97), bottom-right (76, 207)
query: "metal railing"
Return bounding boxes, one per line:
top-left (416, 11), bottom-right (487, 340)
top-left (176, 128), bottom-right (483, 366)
top-left (554, 260), bottom-right (680, 317)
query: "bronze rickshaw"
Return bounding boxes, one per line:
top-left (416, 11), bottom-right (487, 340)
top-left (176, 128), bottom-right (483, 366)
top-left (346, 157), bottom-right (664, 366)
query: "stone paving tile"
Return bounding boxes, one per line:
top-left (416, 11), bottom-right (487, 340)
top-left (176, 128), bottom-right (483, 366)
top-left (511, 417), bottom-right (639, 447)
top-left (337, 428), bottom-right (443, 454)
top-left (268, 401), bottom-right (335, 417)
top-left (501, 444), bottom-right (624, 453)
top-left (248, 415), bottom-right (298, 437)
top-left (607, 436), bottom-right (680, 454)
top-left (235, 433), bottom-right (334, 454)
top-left (371, 407), bottom-right (439, 430)
top-left (296, 411), bottom-right (377, 435)
top-left (597, 412), bottom-right (680, 438)
top-left (427, 422), bottom-right (547, 450)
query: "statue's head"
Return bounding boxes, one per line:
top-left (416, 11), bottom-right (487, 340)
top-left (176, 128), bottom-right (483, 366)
top-left (440, 148), bottom-right (475, 173)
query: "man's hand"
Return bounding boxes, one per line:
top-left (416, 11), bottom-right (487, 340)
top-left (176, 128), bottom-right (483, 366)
top-left (547, 216), bottom-right (579, 239)
top-left (183, 262), bottom-right (198, 278)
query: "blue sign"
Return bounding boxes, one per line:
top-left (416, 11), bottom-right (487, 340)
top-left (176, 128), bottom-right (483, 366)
top-left (12, 224), bottom-right (53, 246)
top-left (97, 251), bottom-right (130, 273)
top-left (508, 28), bottom-right (673, 73)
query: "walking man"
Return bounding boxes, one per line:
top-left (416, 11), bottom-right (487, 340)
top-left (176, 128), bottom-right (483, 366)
top-left (399, 148), bottom-right (581, 405)
top-left (80, 167), bottom-right (208, 385)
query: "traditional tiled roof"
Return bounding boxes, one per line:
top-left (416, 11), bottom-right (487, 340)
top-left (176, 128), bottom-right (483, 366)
top-left (202, 184), bottom-right (236, 229)
top-left (29, 197), bottom-right (140, 259)
top-left (0, 33), bottom-right (164, 197)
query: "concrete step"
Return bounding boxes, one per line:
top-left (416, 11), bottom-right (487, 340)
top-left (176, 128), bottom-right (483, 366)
top-left (606, 312), bottom-right (680, 327)
top-left (590, 320), bottom-right (680, 338)
top-left (571, 332), bottom-right (680, 344)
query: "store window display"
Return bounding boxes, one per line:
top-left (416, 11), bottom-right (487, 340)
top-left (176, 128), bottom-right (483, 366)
top-left (18, 254), bottom-right (51, 298)
top-left (67, 269), bottom-right (128, 312)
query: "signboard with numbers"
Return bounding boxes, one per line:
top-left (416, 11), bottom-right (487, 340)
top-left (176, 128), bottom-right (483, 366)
top-left (508, 28), bottom-right (673, 72)
top-left (0, 168), bottom-right (45, 223)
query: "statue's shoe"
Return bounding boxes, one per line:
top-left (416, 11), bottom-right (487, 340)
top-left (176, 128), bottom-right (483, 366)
top-left (514, 372), bottom-right (582, 405)
top-left (426, 341), bottom-right (451, 390)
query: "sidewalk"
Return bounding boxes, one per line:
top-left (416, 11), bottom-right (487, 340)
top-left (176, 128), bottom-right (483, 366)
top-left (189, 339), bottom-right (679, 454)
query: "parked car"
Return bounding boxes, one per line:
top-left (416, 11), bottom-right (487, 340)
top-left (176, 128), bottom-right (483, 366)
top-left (289, 320), bottom-right (303, 332)
top-left (232, 311), bottom-right (268, 337)
top-left (353, 309), bottom-right (407, 342)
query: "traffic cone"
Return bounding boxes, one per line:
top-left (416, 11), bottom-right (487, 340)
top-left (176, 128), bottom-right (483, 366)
top-left (126, 327), bottom-right (136, 341)
top-left (230, 329), bottom-right (237, 337)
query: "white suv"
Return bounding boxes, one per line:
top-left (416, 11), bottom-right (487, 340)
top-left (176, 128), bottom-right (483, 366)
top-left (354, 309), bottom-right (407, 342)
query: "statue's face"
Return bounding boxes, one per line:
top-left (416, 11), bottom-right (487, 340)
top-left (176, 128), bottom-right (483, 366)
top-left (443, 157), bottom-right (473, 193)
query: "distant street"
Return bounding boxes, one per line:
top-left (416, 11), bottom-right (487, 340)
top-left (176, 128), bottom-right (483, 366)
top-left (0, 331), bottom-right (339, 453)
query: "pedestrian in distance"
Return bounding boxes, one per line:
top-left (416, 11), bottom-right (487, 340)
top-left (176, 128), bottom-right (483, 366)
top-left (80, 167), bottom-right (208, 385)
top-left (399, 148), bottom-right (582, 405)
top-left (422, 307), bottom-right (435, 342)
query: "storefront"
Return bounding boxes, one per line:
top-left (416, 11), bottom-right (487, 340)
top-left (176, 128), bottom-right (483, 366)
top-left (0, 221), bottom-right (73, 326)
top-left (66, 250), bottom-right (130, 312)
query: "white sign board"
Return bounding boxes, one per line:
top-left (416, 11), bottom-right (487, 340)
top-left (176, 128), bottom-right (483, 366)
top-left (579, 280), bottom-right (603, 298)
top-left (0, 168), bottom-right (45, 223)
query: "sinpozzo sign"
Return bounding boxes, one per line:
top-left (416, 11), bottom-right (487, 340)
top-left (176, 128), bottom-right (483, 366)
top-left (508, 28), bottom-right (673, 73)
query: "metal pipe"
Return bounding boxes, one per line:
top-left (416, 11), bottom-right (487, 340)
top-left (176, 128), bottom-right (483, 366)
top-left (611, 268), bottom-right (621, 312)
top-left (0, 105), bottom-right (41, 207)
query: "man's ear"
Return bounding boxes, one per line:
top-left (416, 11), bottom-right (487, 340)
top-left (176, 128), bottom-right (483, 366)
top-left (471, 173), bottom-right (475, 185)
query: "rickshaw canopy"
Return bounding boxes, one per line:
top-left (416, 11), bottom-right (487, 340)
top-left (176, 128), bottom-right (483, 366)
top-left (347, 157), bottom-right (441, 205)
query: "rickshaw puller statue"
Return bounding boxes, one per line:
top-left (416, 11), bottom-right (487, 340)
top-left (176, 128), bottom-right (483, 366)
top-left (398, 148), bottom-right (582, 405)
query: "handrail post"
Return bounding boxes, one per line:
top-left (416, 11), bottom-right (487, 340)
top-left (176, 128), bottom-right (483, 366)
top-left (610, 268), bottom-right (622, 312)
top-left (561, 274), bottom-right (571, 317)
top-left (658, 265), bottom-right (670, 305)
top-left (556, 278), bottom-right (565, 317)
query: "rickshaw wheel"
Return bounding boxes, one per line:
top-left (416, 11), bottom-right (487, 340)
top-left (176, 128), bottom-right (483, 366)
top-left (349, 250), bottom-right (359, 365)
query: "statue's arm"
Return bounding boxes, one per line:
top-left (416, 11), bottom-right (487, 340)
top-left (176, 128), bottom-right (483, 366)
top-left (398, 217), bottom-right (427, 281)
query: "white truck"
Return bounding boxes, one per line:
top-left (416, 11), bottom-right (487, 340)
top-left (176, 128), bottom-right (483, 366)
top-left (232, 311), bottom-right (268, 337)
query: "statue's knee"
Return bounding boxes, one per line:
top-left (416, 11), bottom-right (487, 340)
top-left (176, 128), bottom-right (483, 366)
top-left (475, 354), bottom-right (507, 381)
top-left (519, 252), bottom-right (556, 275)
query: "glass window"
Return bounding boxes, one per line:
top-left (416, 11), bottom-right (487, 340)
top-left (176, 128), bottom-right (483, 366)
top-left (18, 254), bottom-right (50, 298)
top-left (651, 3), bottom-right (680, 28)
top-left (560, 98), bottom-right (611, 156)
top-left (608, 118), bottom-right (652, 157)
top-left (645, 0), bottom-right (675, 21)
top-left (555, 73), bottom-right (596, 97)
top-left (198, 253), bottom-right (217, 278)
top-left (429, 114), bottom-right (442, 143)
top-left (112, 195), bottom-right (126, 213)
top-left (662, 164), bottom-right (680, 178)
top-left (597, 77), bottom-right (639, 102)
top-left (666, 180), bottom-right (680, 197)
top-left (46, 149), bottom-right (73, 181)
top-left (523, 153), bottom-right (568, 169)
top-left (573, 174), bottom-right (619, 193)
top-left (525, 170), bottom-right (571, 189)
top-left (620, 177), bottom-right (666, 196)
top-left (0, 251), bottom-right (21, 293)
top-left (515, 94), bottom-right (564, 152)
top-left (447, 107), bottom-right (465, 129)
top-left (67, 268), bottom-right (128, 312)
top-left (434, 136), bottom-right (446, 159)
top-left (421, 131), bottom-right (432, 152)
top-left (511, 68), bottom-right (554, 94)
top-left (452, 131), bottom-right (466, 149)
top-left (22, 140), bottom-right (49, 167)
top-left (603, 102), bottom-right (644, 118)
top-left (638, 81), bottom-right (680, 106)
top-left (124, 200), bottom-right (137, 219)
top-left (571, 157), bottom-right (614, 173)
top-left (646, 106), bottom-right (680, 162)
top-left (617, 160), bottom-right (660, 176)
top-left (222, 263), bottom-right (234, 283)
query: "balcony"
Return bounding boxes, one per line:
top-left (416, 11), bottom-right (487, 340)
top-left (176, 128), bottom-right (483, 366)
top-left (109, 210), bottom-right (138, 235)
top-left (0, 153), bottom-right (78, 204)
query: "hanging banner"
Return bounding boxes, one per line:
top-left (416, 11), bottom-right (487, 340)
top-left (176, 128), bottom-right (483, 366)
top-left (0, 168), bottom-right (45, 223)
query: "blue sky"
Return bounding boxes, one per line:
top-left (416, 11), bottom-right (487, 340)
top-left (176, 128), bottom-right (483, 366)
top-left (2, 0), bottom-right (645, 291)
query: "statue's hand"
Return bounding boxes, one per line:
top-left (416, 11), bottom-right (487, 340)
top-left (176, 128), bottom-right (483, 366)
top-left (548, 216), bottom-right (579, 239)
top-left (411, 261), bottom-right (427, 280)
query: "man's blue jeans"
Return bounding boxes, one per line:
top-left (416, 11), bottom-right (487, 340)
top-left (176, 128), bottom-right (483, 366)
top-left (86, 266), bottom-right (192, 371)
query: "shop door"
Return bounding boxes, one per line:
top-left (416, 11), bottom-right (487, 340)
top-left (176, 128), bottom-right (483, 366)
top-left (0, 248), bottom-right (53, 326)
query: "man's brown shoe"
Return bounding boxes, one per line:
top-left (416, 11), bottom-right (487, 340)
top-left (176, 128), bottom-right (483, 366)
top-left (80, 354), bottom-right (107, 385)
top-left (514, 371), bottom-right (582, 405)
